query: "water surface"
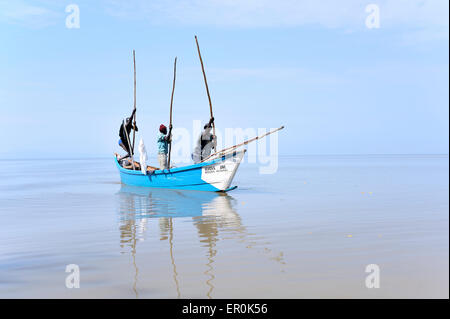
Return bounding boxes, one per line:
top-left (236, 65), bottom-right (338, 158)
top-left (0, 155), bottom-right (448, 298)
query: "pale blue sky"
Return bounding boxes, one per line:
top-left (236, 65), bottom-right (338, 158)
top-left (0, 0), bottom-right (448, 158)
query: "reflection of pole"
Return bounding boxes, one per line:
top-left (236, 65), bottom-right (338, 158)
top-left (169, 218), bottom-right (181, 298)
top-left (132, 234), bottom-right (138, 298)
top-left (120, 189), bottom-right (139, 298)
top-left (129, 195), bottom-right (139, 298)
top-left (205, 241), bottom-right (216, 299)
top-left (192, 215), bottom-right (218, 299)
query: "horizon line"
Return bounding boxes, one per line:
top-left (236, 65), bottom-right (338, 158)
top-left (0, 153), bottom-right (448, 161)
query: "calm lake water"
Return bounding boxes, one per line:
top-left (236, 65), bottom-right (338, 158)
top-left (0, 155), bottom-right (448, 298)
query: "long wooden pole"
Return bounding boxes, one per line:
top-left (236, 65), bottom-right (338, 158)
top-left (131, 50), bottom-right (137, 156)
top-left (168, 57), bottom-right (177, 169)
top-left (201, 126), bottom-right (285, 163)
top-left (194, 35), bottom-right (216, 150)
top-left (123, 119), bottom-right (136, 169)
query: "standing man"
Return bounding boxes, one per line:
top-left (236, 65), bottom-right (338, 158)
top-left (119, 109), bottom-right (138, 156)
top-left (192, 117), bottom-right (216, 164)
top-left (157, 124), bottom-right (172, 169)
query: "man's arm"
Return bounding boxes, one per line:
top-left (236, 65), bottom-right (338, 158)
top-left (129, 109), bottom-right (138, 131)
top-left (125, 120), bottom-right (138, 133)
top-left (204, 117), bottom-right (214, 129)
top-left (165, 124), bottom-right (173, 142)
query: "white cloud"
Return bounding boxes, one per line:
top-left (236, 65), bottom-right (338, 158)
top-left (2, 0), bottom-right (447, 42)
top-left (0, 0), bottom-right (61, 28)
top-left (100, 0), bottom-right (449, 44)
top-left (103, 0), bottom-right (363, 28)
top-left (102, 0), bottom-right (448, 31)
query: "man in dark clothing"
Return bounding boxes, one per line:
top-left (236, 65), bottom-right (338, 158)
top-left (192, 117), bottom-right (216, 163)
top-left (118, 109), bottom-right (138, 156)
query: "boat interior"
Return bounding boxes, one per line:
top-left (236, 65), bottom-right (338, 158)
top-left (115, 153), bottom-right (160, 172)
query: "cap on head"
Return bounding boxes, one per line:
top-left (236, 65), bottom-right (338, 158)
top-left (160, 124), bottom-right (167, 134)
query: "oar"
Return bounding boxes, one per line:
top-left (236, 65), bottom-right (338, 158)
top-left (131, 49), bottom-right (137, 157)
top-left (194, 35), bottom-right (216, 151)
top-left (201, 126), bottom-right (285, 163)
top-left (168, 57), bottom-right (177, 169)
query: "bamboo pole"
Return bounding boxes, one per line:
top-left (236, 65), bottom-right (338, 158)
top-left (194, 36), bottom-right (216, 150)
top-left (131, 50), bottom-right (137, 156)
top-left (168, 57), bottom-right (177, 169)
top-left (123, 119), bottom-right (136, 169)
top-left (201, 126), bottom-right (285, 163)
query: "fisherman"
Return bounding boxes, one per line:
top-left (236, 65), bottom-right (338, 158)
top-left (192, 117), bottom-right (216, 164)
top-left (118, 109), bottom-right (138, 156)
top-left (157, 124), bottom-right (172, 169)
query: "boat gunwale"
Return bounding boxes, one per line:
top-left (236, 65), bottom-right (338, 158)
top-left (114, 149), bottom-right (245, 176)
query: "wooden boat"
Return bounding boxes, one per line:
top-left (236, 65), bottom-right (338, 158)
top-left (115, 41), bottom-right (283, 193)
top-left (115, 149), bottom-right (246, 192)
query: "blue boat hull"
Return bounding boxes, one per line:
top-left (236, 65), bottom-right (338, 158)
top-left (115, 150), bottom-right (245, 192)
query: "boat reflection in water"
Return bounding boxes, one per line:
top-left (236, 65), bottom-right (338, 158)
top-left (117, 185), bottom-right (248, 298)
